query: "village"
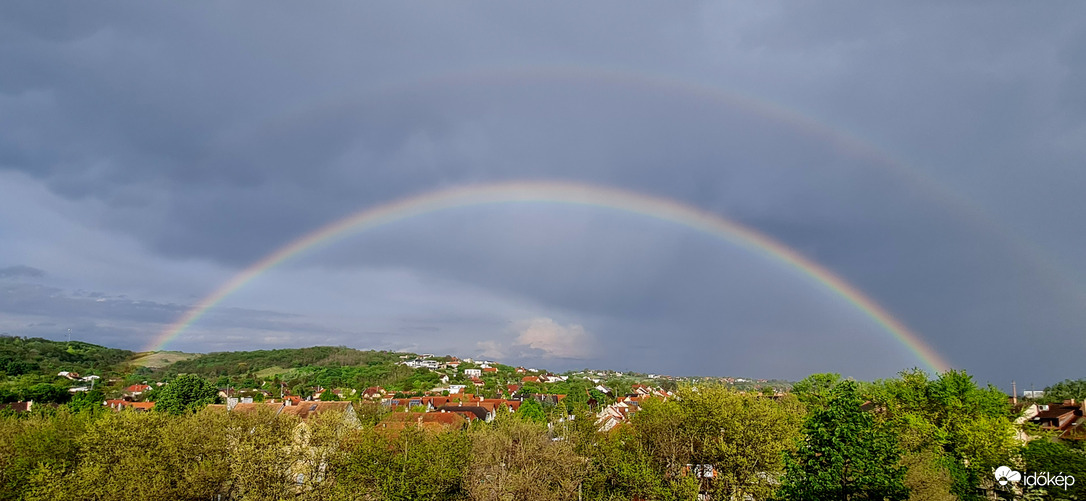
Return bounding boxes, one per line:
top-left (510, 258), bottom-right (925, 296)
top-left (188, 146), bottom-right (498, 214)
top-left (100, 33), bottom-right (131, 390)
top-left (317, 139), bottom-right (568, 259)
top-left (10, 353), bottom-right (1085, 447)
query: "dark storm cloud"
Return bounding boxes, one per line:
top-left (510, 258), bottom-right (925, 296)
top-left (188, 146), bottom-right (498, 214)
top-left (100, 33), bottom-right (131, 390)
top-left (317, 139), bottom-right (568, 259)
top-left (0, 265), bottom-right (45, 279)
top-left (1, 2), bottom-right (1084, 382)
top-left (0, 280), bottom-right (347, 348)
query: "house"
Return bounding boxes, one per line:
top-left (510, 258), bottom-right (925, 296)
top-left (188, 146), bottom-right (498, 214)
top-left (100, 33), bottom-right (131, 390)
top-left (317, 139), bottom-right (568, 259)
top-left (471, 377), bottom-right (485, 388)
top-left (402, 358), bottom-right (441, 370)
top-left (531, 394), bottom-right (567, 406)
top-left (464, 368), bottom-right (482, 377)
top-left (596, 402), bottom-right (629, 431)
top-left (435, 404), bottom-right (494, 422)
top-left (207, 401), bottom-right (361, 428)
top-left (480, 398), bottom-right (520, 414)
top-left (57, 371), bottom-right (80, 380)
top-left (482, 367), bottom-right (498, 373)
top-left (379, 412), bottom-right (468, 431)
top-left (1, 401), bottom-right (33, 412)
top-left (104, 399), bottom-right (155, 412)
top-left (125, 384), bottom-right (151, 396)
top-left (448, 384), bottom-right (467, 394)
top-left (279, 401), bottom-right (361, 427)
top-left (226, 397), bottom-right (255, 410)
top-left (361, 387), bottom-right (385, 400)
top-left (522, 376), bottom-right (541, 384)
top-left (129, 402), bottom-right (155, 412)
top-left (1031, 400), bottom-right (1086, 440)
top-left (515, 367), bottom-right (526, 374)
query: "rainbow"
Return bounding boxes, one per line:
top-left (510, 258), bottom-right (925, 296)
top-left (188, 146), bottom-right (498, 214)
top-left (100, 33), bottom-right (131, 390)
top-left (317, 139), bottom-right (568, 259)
top-left (148, 181), bottom-right (951, 373)
top-left (251, 63), bottom-right (1085, 312)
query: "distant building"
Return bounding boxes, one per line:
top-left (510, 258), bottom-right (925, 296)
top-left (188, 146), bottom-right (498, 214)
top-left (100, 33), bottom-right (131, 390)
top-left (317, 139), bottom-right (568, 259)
top-left (104, 400), bottom-right (155, 412)
top-left (124, 384), bottom-right (151, 397)
top-left (403, 358), bottom-right (441, 370)
top-left (1, 401), bottom-right (34, 412)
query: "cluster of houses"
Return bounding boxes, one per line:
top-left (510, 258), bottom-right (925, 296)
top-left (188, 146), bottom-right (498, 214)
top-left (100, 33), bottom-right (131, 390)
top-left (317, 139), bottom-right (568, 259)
top-left (1014, 397), bottom-right (1086, 441)
top-left (353, 379), bottom-right (676, 433)
top-left (57, 371), bottom-right (101, 393)
top-left (596, 384), bottom-right (674, 431)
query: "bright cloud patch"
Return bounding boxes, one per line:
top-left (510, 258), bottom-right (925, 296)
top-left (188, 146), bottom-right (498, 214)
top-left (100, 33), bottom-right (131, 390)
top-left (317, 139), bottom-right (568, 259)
top-left (476, 340), bottom-right (506, 359)
top-left (515, 318), bottom-right (592, 359)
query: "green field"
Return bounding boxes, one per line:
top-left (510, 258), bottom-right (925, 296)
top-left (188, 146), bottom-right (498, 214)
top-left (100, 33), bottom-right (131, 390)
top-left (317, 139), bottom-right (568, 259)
top-left (254, 366), bottom-right (289, 378)
top-left (128, 351), bottom-right (198, 368)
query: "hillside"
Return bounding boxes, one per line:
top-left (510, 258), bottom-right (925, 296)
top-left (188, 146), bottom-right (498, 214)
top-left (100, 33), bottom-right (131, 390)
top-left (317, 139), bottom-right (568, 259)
top-left (128, 351), bottom-right (198, 368)
top-left (0, 336), bottom-right (133, 376)
top-left (161, 346), bottom-right (407, 377)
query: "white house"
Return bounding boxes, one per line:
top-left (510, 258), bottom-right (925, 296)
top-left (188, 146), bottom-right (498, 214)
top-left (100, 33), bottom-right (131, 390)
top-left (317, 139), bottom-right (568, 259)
top-left (402, 358), bottom-right (440, 370)
top-left (464, 368), bottom-right (482, 377)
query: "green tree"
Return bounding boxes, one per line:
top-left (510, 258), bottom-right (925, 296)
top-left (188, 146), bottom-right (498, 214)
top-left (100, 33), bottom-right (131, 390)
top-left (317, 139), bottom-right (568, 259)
top-left (334, 426), bottom-right (469, 500)
top-left (674, 385), bottom-right (804, 500)
top-left (67, 389), bottom-right (105, 414)
top-left (0, 409), bottom-right (91, 500)
top-left (791, 372), bottom-right (842, 409)
top-left (779, 380), bottom-right (908, 501)
top-left (1042, 378), bottom-right (1086, 404)
top-left (153, 374), bottom-right (219, 415)
top-left (23, 383), bottom-right (70, 404)
top-left (466, 417), bottom-right (584, 501)
top-left (582, 425), bottom-right (672, 500)
top-left (517, 397), bottom-right (546, 423)
top-left (1021, 438), bottom-right (1086, 500)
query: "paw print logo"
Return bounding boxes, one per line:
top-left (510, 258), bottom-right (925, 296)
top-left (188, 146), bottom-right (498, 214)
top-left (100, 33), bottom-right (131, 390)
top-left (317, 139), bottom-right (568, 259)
top-left (994, 466), bottom-right (1022, 486)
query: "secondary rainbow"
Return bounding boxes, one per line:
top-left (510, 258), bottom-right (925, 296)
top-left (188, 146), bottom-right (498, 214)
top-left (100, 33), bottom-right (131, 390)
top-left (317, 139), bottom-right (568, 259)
top-left (148, 181), bottom-right (952, 373)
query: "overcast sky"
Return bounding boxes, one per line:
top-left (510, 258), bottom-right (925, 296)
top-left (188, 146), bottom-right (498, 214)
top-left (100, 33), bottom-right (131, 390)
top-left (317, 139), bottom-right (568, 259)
top-left (2, 3), bottom-right (1084, 387)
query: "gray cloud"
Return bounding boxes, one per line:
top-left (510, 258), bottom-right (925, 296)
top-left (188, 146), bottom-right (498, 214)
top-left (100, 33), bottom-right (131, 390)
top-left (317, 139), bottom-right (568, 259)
top-left (0, 265), bottom-right (45, 279)
top-left (1, 2), bottom-right (1084, 385)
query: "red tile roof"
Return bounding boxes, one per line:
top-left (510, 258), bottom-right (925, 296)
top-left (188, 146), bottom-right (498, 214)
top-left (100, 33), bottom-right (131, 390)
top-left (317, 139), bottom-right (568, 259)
top-left (0, 402), bottom-right (32, 412)
top-left (380, 412), bottom-right (468, 430)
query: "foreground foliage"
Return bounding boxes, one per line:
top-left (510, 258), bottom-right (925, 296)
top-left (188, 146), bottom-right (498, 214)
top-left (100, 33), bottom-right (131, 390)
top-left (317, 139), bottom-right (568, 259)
top-left (1, 368), bottom-right (1037, 501)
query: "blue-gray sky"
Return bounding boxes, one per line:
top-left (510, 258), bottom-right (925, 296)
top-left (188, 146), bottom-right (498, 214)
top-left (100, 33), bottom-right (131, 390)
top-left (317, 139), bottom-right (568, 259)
top-left (2, 3), bottom-right (1084, 388)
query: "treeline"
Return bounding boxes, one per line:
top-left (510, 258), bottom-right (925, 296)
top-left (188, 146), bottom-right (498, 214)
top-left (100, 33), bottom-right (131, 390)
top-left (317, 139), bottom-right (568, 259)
top-left (163, 347), bottom-right (405, 378)
top-left (2, 388), bottom-right (795, 500)
top-left (1042, 378), bottom-right (1086, 405)
top-left (0, 337), bottom-right (132, 405)
top-left (0, 336), bottom-right (131, 377)
top-left (3, 369), bottom-right (1084, 500)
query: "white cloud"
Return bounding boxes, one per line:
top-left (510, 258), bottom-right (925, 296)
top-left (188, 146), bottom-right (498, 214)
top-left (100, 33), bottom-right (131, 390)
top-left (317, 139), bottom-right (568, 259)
top-left (476, 340), bottom-right (506, 359)
top-left (515, 317), bottom-right (593, 359)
